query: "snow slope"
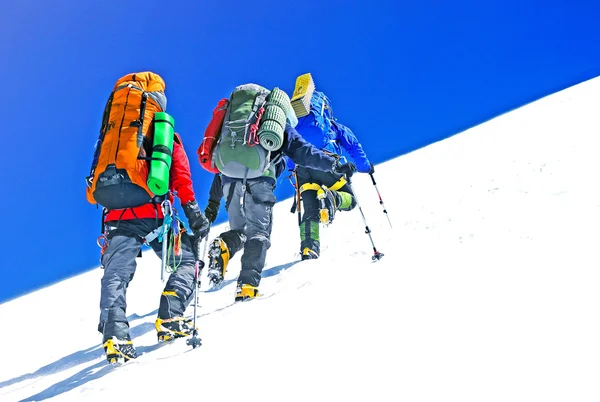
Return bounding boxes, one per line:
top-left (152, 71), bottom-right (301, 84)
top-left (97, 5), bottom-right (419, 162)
top-left (1, 76), bottom-right (599, 402)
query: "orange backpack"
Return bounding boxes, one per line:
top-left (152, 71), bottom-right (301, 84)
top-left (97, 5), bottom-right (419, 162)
top-left (86, 72), bottom-right (167, 210)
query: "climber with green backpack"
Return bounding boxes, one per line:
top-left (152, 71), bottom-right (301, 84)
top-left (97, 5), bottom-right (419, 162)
top-left (197, 83), bottom-right (354, 301)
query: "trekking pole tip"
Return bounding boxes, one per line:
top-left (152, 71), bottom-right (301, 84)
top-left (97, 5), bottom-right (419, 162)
top-left (186, 333), bottom-right (202, 348)
top-left (372, 251), bottom-right (384, 261)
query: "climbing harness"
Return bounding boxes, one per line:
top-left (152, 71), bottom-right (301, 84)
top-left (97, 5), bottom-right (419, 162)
top-left (298, 176), bottom-right (347, 225)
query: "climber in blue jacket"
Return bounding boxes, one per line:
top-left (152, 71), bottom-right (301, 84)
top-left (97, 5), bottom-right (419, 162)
top-left (289, 90), bottom-right (374, 260)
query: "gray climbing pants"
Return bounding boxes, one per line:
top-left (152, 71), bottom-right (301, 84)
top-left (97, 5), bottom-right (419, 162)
top-left (98, 218), bottom-right (198, 341)
top-left (220, 179), bottom-right (275, 287)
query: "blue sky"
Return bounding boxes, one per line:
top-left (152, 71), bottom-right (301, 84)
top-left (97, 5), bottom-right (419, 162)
top-left (1, 0), bottom-right (599, 303)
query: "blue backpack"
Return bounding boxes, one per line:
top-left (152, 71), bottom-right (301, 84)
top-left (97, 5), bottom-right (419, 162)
top-left (294, 91), bottom-right (341, 155)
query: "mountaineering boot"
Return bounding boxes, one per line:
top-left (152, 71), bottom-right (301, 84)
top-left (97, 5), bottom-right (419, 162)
top-left (235, 283), bottom-right (260, 302)
top-left (318, 187), bottom-right (342, 224)
top-left (301, 247), bottom-right (319, 261)
top-left (103, 336), bottom-right (137, 364)
top-left (155, 316), bottom-right (196, 342)
top-left (207, 237), bottom-right (230, 287)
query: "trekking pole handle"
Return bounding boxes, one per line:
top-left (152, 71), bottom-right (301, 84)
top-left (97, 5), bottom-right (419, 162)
top-left (202, 229), bottom-right (211, 260)
top-left (194, 228), bottom-right (210, 263)
top-left (194, 238), bottom-right (203, 262)
top-left (369, 173), bottom-right (376, 185)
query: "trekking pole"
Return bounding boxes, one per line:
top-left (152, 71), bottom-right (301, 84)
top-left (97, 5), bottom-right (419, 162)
top-left (369, 173), bottom-right (392, 228)
top-left (288, 169), bottom-right (303, 226)
top-left (195, 229), bottom-right (210, 306)
top-left (186, 232), bottom-right (206, 349)
top-left (347, 179), bottom-right (384, 261)
top-left (294, 170), bottom-right (302, 226)
top-left (160, 200), bottom-right (173, 282)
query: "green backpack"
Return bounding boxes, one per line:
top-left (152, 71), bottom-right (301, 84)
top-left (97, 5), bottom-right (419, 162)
top-left (212, 83), bottom-right (295, 180)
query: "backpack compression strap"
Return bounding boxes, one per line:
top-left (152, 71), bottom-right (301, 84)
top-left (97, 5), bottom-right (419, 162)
top-left (246, 91), bottom-right (268, 146)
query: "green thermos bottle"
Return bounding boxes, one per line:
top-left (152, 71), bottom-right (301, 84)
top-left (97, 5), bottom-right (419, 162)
top-left (147, 112), bottom-right (175, 196)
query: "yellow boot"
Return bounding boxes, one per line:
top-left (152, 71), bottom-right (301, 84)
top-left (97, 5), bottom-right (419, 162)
top-left (103, 337), bottom-right (137, 364)
top-left (155, 317), bottom-right (196, 342)
top-left (207, 237), bottom-right (230, 287)
top-left (235, 284), bottom-right (260, 302)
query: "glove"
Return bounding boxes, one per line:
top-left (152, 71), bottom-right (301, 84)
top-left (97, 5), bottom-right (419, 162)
top-left (369, 162), bottom-right (375, 175)
top-left (204, 199), bottom-right (220, 224)
top-left (332, 160), bottom-right (357, 178)
top-left (182, 200), bottom-right (210, 241)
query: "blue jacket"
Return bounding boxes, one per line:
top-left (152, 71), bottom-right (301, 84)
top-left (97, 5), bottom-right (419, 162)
top-left (288, 107), bottom-right (371, 173)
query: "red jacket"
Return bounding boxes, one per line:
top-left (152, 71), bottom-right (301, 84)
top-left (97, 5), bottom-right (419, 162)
top-left (105, 133), bottom-right (196, 222)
